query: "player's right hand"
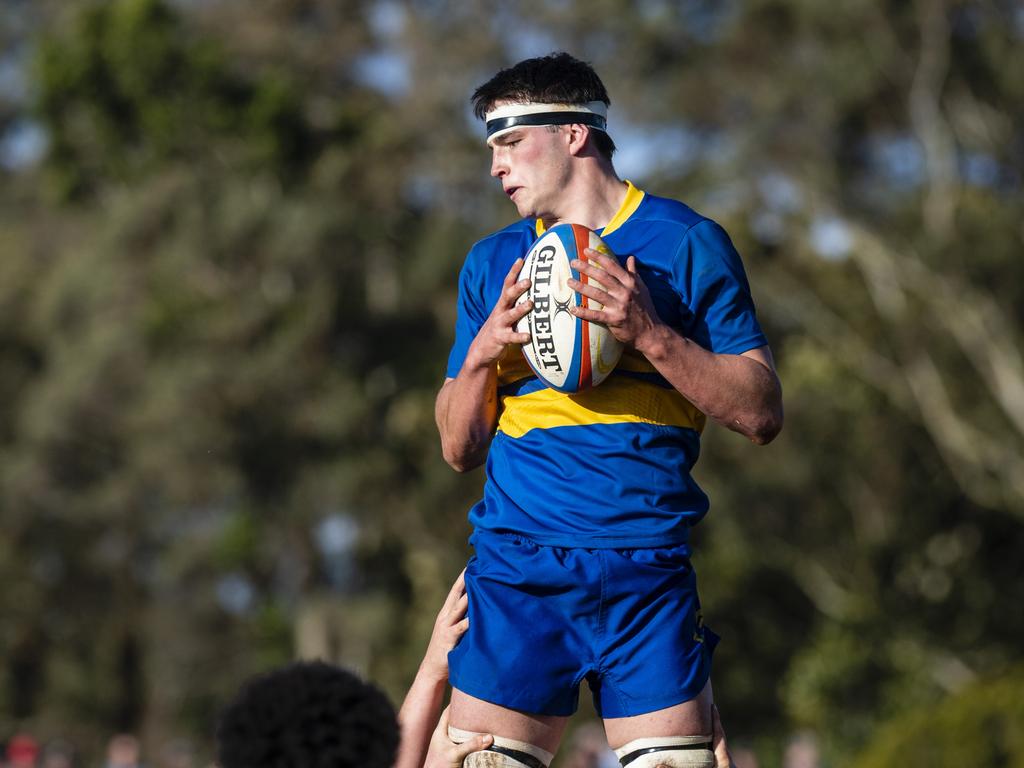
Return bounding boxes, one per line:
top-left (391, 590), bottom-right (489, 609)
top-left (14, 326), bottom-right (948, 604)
top-left (465, 258), bottom-right (532, 370)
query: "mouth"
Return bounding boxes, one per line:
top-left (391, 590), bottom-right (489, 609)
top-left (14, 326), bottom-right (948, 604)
top-left (504, 186), bottom-right (521, 199)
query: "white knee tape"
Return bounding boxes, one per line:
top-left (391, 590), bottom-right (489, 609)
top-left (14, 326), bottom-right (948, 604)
top-left (614, 736), bottom-right (714, 768)
top-left (448, 726), bottom-right (553, 768)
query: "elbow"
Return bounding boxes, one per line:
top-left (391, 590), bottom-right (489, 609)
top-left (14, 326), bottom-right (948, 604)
top-left (445, 455), bottom-right (477, 473)
top-left (441, 443), bottom-right (485, 473)
top-left (746, 379), bottom-right (784, 445)
top-left (747, 406), bottom-right (784, 446)
top-left (748, 421), bottom-right (781, 446)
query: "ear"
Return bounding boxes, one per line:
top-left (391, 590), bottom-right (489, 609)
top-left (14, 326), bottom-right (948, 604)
top-left (566, 123), bottom-right (590, 156)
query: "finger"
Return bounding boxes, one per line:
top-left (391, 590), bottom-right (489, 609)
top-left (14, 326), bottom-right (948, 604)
top-left (453, 616), bottom-right (470, 637)
top-left (503, 258), bottom-right (525, 285)
top-left (443, 570), bottom-right (467, 611)
top-left (499, 278), bottom-right (532, 308)
top-left (499, 259), bottom-right (530, 305)
top-left (453, 734), bottom-right (493, 761)
top-left (455, 591), bottom-right (469, 615)
top-left (570, 305), bottom-right (611, 324)
top-left (570, 262), bottom-right (618, 295)
top-left (626, 254), bottom-right (638, 275)
top-left (582, 248), bottom-right (629, 280)
top-left (445, 593), bottom-right (468, 624)
top-left (712, 705), bottom-right (732, 767)
top-left (567, 277), bottom-right (615, 308)
top-left (502, 298), bottom-right (534, 330)
top-left (509, 298), bottom-right (534, 319)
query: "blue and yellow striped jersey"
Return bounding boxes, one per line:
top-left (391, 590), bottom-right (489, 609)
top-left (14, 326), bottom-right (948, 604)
top-left (446, 182), bottom-right (768, 548)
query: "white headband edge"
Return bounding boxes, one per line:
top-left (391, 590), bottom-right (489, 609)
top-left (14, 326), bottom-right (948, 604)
top-left (484, 101), bottom-right (608, 122)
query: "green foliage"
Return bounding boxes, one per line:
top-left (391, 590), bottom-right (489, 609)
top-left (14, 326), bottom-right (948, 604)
top-left (34, 0), bottom-right (312, 199)
top-left (852, 667), bottom-right (1024, 768)
top-left (0, 0), bottom-right (1022, 764)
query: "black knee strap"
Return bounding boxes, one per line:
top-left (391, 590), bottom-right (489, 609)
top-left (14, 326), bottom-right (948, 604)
top-left (480, 745), bottom-right (549, 768)
top-left (618, 741), bottom-right (713, 767)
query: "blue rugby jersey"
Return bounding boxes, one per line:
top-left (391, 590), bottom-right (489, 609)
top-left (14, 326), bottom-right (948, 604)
top-left (445, 182), bottom-right (768, 548)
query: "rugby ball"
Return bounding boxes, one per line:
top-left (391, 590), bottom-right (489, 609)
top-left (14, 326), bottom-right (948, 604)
top-left (515, 223), bottom-right (624, 393)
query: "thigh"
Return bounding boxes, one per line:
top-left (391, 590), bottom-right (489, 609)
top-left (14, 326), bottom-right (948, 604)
top-left (450, 686), bottom-right (570, 756)
top-left (602, 679), bottom-right (714, 750)
top-left (591, 546), bottom-right (718, 720)
top-left (448, 532), bottom-right (597, 717)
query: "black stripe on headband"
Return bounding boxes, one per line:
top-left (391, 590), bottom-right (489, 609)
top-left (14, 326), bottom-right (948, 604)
top-left (486, 112), bottom-right (607, 138)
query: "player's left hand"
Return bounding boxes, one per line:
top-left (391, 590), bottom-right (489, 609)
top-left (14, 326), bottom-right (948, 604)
top-left (419, 569), bottom-right (470, 684)
top-left (424, 705), bottom-right (492, 768)
top-left (569, 250), bottom-right (662, 349)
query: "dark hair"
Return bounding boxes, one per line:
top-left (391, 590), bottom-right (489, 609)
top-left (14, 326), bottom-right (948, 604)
top-left (216, 661), bottom-right (399, 768)
top-left (472, 52), bottom-right (616, 159)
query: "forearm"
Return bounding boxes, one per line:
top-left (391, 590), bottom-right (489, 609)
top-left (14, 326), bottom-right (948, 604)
top-left (637, 326), bottom-right (783, 444)
top-left (395, 668), bottom-right (448, 768)
top-left (435, 356), bottom-right (500, 472)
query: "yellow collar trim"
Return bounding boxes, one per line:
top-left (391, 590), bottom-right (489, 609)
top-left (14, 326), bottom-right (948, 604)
top-left (534, 180), bottom-right (645, 238)
top-left (601, 180), bottom-right (644, 236)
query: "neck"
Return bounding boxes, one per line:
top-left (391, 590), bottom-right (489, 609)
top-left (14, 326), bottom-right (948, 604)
top-left (542, 162), bottom-right (627, 232)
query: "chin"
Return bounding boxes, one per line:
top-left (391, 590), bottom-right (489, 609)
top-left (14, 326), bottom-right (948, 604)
top-left (513, 200), bottom-right (537, 218)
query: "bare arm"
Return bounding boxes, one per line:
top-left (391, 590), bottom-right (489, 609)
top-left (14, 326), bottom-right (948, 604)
top-left (635, 335), bottom-right (781, 445)
top-left (571, 251), bottom-right (783, 445)
top-left (395, 571), bottom-right (489, 768)
top-left (435, 259), bottom-right (533, 471)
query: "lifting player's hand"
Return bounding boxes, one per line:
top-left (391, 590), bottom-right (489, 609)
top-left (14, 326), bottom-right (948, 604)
top-left (419, 569), bottom-right (470, 684)
top-left (423, 705), bottom-right (493, 768)
top-left (465, 258), bottom-right (533, 370)
top-left (712, 705), bottom-right (738, 768)
top-left (568, 250), bottom-right (662, 351)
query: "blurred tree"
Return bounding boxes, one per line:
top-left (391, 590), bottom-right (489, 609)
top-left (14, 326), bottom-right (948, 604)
top-left (0, 0), bottom-right (478, 753)
top-left (398, 0), bottom-right (1024, 763)
top-left (0, 0), bottom-right (1021, 765)
top-left (851, 666), bottom-right (1024, 768)
top-left (34, 0), bottom-right (314, 198)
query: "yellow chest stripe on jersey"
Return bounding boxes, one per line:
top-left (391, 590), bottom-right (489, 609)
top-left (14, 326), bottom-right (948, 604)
top-left (496, 336), bottom-right (656, 388)
top-left (496, 375), bottom-right (706, 439)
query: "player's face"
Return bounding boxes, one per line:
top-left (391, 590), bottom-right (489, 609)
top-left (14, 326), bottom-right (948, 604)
top-left (489, 126), bottom-right (571, 220)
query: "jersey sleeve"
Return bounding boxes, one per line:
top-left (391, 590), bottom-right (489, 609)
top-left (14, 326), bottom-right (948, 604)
top-left (445, 248), bottom-right (490, 379)
top-left (674, 219), bottom-right (768, 355)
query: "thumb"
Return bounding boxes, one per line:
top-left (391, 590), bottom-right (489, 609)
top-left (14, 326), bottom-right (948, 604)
top-left (626, 254), bottom-right (638, 275)
top-left (455, 734), bottom-right (493, 760)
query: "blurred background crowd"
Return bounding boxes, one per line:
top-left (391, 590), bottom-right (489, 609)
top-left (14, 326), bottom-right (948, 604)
top-left (1, 1), bottom-right (1021, 766)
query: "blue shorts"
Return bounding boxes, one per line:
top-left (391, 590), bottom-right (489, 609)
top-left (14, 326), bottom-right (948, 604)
top-left (448, 530), bottom-right (718, 718)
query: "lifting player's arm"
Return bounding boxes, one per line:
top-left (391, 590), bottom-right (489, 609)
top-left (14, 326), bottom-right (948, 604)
top-left (395, 570), bottom-right (494, 768)
top-left (570, 250), bottom-right (783, 446)
top-left (435, 259), bottom-right (534, 472)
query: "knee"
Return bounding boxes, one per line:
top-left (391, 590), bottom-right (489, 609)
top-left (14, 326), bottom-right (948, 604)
top-left (449, 727), bottom-right (553, 768)
top-left (614, 736), bottom-right (715, 768)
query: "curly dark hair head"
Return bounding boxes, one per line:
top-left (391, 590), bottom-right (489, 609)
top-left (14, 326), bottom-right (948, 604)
top-left (216, 661), bottom-right (399, 768)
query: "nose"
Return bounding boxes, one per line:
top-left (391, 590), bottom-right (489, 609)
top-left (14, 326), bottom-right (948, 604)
top-left (490, 148), bottom-right (507, 179)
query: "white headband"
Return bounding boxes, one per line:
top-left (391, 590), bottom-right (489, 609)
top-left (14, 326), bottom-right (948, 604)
top-left (484, 101), bottom-right (609, 145)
